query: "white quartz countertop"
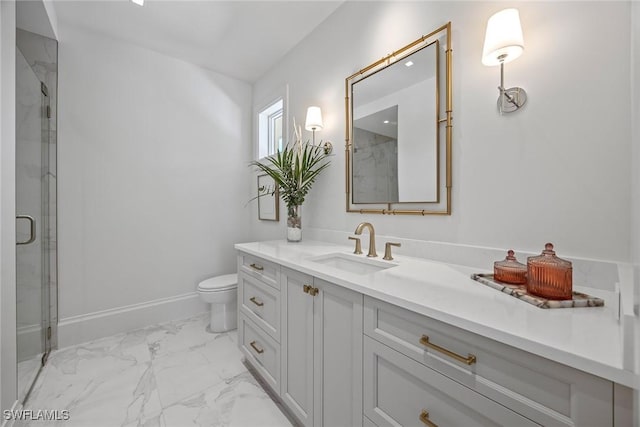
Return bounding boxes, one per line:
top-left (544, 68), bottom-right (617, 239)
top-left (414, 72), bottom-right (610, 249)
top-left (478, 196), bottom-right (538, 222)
top-left (235, 240), bottom-right (639, 388)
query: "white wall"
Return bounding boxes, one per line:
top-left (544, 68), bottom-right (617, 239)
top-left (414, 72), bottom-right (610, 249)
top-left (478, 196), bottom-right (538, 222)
top-left (16, 0), bottom-right (58, 40)
top-left (252, 1), bottom-right (632, 263)
top-left (57, 27), bottom-right (253, 338)
top-left (397, 78), bottom-right (437, 202)
top-left (0, 0), bottom-right (17, 412)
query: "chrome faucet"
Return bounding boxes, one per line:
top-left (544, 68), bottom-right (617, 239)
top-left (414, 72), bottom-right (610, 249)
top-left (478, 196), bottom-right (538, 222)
top-left (354, 222), bottom-right (377, 257)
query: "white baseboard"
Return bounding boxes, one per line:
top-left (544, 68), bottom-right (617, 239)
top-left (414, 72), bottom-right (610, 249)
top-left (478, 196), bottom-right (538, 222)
top-left (58, 292), bottom-right (208, 348)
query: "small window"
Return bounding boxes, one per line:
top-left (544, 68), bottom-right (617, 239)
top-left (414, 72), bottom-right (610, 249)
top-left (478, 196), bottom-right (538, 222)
top-left (258, 99), bottom-right (284, 159)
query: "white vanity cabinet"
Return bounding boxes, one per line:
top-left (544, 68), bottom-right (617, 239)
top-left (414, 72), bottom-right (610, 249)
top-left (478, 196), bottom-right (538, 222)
top-left (236, 248), bottom-right (624, 427)
top-left (237, 253), bottom-right (363, 427)
top-left (280, 266), bottom-right (363, 427)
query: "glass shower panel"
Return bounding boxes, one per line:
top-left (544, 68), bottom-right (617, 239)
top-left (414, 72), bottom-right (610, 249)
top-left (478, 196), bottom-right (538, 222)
top-left (15, 47), bottom-right (51, 404)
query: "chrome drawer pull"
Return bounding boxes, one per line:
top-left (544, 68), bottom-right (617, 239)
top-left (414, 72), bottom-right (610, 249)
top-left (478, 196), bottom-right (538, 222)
top-left (249, 263), bottom-right (264, 271)
top-left (249, 297), bottom-right (264, 307)
top-left (249, 340), bottom-right (264, 354)
top-left (419, 335), bottom-right (477, 365)
top-left (419, 410), bottom-right (438, 427)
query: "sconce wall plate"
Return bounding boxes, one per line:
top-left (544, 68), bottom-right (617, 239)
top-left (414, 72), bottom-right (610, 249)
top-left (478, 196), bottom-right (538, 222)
top-left (498, 87), bottom-right (527, 113)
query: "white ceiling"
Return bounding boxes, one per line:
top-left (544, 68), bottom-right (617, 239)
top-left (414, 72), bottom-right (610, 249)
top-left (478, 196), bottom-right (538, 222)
top-left (53, 0), bottom-right (344, 82)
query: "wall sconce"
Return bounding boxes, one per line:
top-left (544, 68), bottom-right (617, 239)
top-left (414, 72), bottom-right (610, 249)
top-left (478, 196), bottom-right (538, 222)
top-left (305, 106), bottom-right (333, 154)
top-left (482, 8), bottom-right (526, 114)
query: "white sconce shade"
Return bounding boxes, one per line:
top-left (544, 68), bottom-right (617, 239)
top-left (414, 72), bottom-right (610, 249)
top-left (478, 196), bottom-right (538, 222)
top-left (305, 106), bottom-right (323, 131)
top-left (482, 8), bottom-right (524, 66)
top-left (131, 0), bottom-right (144, 5)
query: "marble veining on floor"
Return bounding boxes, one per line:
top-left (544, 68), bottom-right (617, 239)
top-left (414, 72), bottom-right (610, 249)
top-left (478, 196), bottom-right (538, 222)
top-left (22, 314), bottom-right (293, 427)
top-left (17, 354), bottom-right (42, 404)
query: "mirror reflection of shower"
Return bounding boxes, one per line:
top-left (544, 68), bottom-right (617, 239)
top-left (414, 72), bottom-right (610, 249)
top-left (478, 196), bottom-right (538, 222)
top-left (15, 28), bottom-right (58, 405)
top-left (353, 105), bottom-right (399, 203)
top-left (350, 41), bottom-right (439, 204)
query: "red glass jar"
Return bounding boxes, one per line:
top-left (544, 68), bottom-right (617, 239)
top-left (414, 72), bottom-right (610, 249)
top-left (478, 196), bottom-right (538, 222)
top-left (494, 250), bottom-right (527, 284)
top-left (527, 243), bottom-right (572, 300)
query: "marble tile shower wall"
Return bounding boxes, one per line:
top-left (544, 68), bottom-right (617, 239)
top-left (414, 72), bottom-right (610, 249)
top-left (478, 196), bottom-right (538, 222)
top-left (16, 29), bottom-right (58, 350)
top-left (21, 314), bottom-right (292, 427)
top-left (352, 128), bottom-right (398, 203)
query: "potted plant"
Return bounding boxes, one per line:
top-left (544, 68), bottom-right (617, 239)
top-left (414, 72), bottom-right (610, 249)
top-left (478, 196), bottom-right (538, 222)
top-left (250, 125), bottom-right (331, 242)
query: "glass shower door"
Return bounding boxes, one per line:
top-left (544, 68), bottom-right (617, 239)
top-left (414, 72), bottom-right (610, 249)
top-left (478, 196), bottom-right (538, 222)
top-left (16, 47), bottom-right (51, 404)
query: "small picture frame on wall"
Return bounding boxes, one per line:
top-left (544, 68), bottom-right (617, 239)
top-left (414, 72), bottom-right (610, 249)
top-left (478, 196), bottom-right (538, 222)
top-left (257, 174), bottom-right (279, 221)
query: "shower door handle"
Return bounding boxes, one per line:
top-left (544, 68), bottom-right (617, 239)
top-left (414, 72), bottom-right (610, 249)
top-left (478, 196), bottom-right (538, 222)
top-left (16, 215), bottom-right (36, 245)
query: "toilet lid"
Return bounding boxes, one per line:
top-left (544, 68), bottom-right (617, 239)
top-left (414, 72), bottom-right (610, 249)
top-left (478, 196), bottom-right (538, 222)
top-left (197, 273), bottom-right (237, 291)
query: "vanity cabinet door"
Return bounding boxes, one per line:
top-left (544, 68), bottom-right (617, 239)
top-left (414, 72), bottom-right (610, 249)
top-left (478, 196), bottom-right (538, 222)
top-left (280, 268), bottom-right (364, 427)
top-left (313, 278), bottom-right (363, 427)
top-left (281, 267), bottom-right (315, 427)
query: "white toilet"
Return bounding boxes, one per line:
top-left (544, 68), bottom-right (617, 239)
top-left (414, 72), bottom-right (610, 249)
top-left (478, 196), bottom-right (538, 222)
top-left (197, 273), bottom-right (238, 332)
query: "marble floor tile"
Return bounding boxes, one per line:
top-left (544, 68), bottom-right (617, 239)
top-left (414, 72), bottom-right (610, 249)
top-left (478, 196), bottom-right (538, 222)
top-left (197, 334), bottom-right (246, 382)
top-left (26, 331), bottom-right (161, 427)
top-left (152, 344), bottom-right (222, 409)
top-left (23, 314), bottom-right (290, 427)
top-left (161, 372), bottom-right (292, 427)
top-left (152, 333), bottom-right (244, 408)
top-left (17, 354), bottom-right (42, 403)
top-left (145, 314), bottom-right (215, 360)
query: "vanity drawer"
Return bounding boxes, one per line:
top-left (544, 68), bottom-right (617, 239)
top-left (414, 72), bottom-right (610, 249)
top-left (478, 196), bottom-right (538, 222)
top-left (364, 296), bottom-right (613, 427)
top-left (240, 273), bottom-right (280, 341)
top-left (240, 315), bottom-right (280, 394)
top-left (364, 336), bottom-right (539, 427)
top-left (239, 253), bottom-right (279, 289)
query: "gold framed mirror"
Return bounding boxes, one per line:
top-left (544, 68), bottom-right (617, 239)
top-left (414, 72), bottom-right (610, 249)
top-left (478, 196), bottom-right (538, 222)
top-left (345, 22), bottom-right (452, 215)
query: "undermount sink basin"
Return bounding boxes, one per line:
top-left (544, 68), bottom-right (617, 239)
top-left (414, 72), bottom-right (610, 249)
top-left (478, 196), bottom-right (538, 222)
top-left (309, 253), bottom-right (397, 275)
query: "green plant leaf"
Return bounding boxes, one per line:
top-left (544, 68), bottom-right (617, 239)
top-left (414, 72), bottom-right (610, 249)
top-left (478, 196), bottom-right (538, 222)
top-left (249, 140), bottom-right (331, 211)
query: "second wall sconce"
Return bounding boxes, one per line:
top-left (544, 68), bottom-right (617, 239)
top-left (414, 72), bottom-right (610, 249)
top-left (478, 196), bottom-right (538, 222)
top-left (305, 106), bottom-right (333, 154)
top-left (482, 8), bottom-right (527, 114)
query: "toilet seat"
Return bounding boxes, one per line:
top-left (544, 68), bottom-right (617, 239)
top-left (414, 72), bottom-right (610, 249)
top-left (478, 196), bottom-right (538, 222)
top-left (197, 273), bottom-right (237, 292)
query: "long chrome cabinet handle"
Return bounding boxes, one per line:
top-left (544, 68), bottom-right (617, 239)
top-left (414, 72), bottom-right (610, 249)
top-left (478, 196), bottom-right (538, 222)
top-left (419, 410), bottom-right (438, 427)
top-left (419, 335), bottom-right (477, 365)
top-left (249, 340), bottom-right (264, 354)
top-left (249, 263), bottom-right (264, 271)
top-left (16, 215), bottom-right (36, 245)
top-left (249, 297), bottom-right (264, 307)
